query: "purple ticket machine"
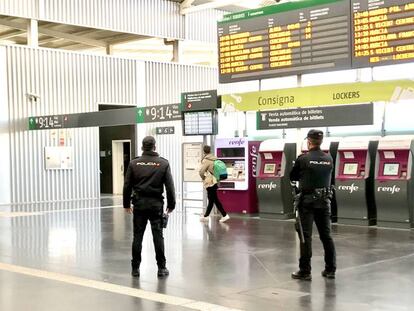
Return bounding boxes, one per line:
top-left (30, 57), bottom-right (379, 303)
top-left (215, 138), bottom-right (261, 214)
top-left (302, 138), bottom-right (340, 222)
top-left (256, 139), bottom-right (296, 219)
top-left (375, 137), bottom-right (414, 229)
top-left (335, 137), bottom-right (379, 226)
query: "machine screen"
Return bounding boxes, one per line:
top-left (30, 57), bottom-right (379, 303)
top-left (217, 148), bottom-right (245, 158)
top-left (383, 163), bottom-right (400, 176)
top-left (263, 163), bottom-right (276, 174)
top-left (343, 163), bottom-right (358, 175)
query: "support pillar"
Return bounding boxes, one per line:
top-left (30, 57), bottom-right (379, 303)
top-left (27, 19), bottom-right (38, 47)
top-left (172, 40), bottom-right (182, 62)
top-left (106, 44), bottom-right (113, 55)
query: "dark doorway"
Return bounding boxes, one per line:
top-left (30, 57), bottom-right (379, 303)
top-left (99, 105), bottom-right (136, 195)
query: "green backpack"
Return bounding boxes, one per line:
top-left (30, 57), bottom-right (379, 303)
top-left (213, 160), bottom-right (228, 181)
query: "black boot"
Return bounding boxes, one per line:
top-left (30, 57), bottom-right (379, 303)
top-left (291, 270), bottom-right (312, 281)
top-left (131, 261), bottom-right (140, 277)
top-left (131, 267), bottom-right (140, 277)
top-left (157, 267), bottom-right (169, 277)
top-left (321, 270), bottom-right (335, 279)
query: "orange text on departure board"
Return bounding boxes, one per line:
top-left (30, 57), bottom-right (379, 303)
top-left (354, 3), bottom-right (414, 64)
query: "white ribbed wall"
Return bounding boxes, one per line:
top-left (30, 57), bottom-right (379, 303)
top-left (185, 9), bottom-right (225, 43)
top-left (0, 0), bottom-right (38, 19)
top-left (0, 46), bottom-right (11, 204)
top-left (3, 45), bottom-right (143, 204)
top-left (41, 0), bottom-right (185, 39)
top-left (141, 62), bottom-right (218, 211)
top-left (0, 0), bottom-right (226, 43)
top-left (1, 45), bottom-right (219, 206)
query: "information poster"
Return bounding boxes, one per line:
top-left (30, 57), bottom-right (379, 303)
top-left (183, 143), bottom-right (203, 182)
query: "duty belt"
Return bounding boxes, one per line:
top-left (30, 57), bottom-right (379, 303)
top-left (302, 187), bottom-right (333, 200)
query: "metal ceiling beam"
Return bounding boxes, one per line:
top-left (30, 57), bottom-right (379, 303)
top-left (106, 34), bottom-right (148, 45)
top-left (180, 0), bottom-right (196, 14)
top-left (0, 18), bottom-right (107, 48)
top-left (39, 29), bottom-right (98, 45)
top-left (0, 29), bottom-right (24, 40)
top-left (180, 0), bottom-right (245, 14)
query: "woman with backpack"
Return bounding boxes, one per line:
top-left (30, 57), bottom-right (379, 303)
top-left (198, 145), bottom-right (230, 223)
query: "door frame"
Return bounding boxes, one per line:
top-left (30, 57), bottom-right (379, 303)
top-left (112, 139), bottom-right (131, 194)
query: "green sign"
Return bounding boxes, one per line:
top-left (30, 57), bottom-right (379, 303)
top-left (136, 104), bottom-right (182, 124)
top-left (28, 115), bottom-right (65, 130)
top-left (219, 0), bottom-right (342, 23)
top-left (221, 79), bottom-right (414, 112)
top-left (136, 108), bottom-right (145, 124)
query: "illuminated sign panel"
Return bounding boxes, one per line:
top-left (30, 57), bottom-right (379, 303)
top-left (352, 0), bottom-right (414, 67)
top-left (218, 0), bottom-right (352, 83)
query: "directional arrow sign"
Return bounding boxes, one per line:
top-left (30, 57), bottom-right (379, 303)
top-left (136, 108), bottom-right (145, 124)
top-left (28, 117), bottom-right (35, 130)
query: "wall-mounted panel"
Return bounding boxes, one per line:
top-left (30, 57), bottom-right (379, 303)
top-left (4, 45), bottom-right (143, 204)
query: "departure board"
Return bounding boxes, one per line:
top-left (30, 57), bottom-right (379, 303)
top-left (218, 0), bottom-right (352, 83)
top-left (352, 0), bottom-right (414, 68)
top-left (183, 110), bottom-right (218, 136)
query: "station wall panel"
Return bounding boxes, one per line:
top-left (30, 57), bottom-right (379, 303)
top-left (3, 45), bottom-right (141, 204)
top-left (141, 61), bottom-right (218, 211)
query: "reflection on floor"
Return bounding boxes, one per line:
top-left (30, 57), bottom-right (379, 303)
top-left (0, 197), bottom-right (413, 311)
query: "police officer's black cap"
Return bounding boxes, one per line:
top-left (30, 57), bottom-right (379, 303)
top-left (307, 129), bottom-right (324, 140)
top-left (142, 136), bottom-right (156, 150)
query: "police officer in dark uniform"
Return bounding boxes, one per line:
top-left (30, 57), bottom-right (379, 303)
top-left (290, 130), bottom-right (336, 280)
top-left (123, 136), bottom-right (175, 278)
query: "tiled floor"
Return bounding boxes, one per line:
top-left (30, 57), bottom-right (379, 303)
top-left (0, 197), bottom-right (413, 310)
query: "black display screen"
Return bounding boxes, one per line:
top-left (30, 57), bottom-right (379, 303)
top-left (352, 0), bottom-right (414, 68)
top-left (218, 0), bottom-right (352, 83)
top-left (183, 110), bottom-right (218, 136)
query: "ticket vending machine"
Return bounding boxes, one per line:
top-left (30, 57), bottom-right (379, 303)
top-left (375, 136), bottom-right (414, 229)
top-left (256, 140), bottom-right (296, 219)
top-left (215, 138), bottom-right (261, 214)
top-left (302, 138), bottom-right (340, 222)
top-left (335, 137), bottom-right (379, 226)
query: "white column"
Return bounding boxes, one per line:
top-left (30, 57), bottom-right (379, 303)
top-left (172, 40), bottom-right (182, 63)
top-left (296, 75), bottom-right (303, 156)
top-left (106, 44), bottom-right (113, 55)
top-left (27, 19), bottom-right (39, 47)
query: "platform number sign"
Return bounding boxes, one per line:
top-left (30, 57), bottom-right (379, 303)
top-left (136, 104), bottom-right (182, 124)
top-left (29, 115), bottom-right (65, 130)
top-left (156, 126), bottom-right (175, 135)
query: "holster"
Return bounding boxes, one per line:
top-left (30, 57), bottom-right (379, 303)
top-left (293, 192), bottom-right (305, 244)
top-left (161, 213), bottom-right (169, 228)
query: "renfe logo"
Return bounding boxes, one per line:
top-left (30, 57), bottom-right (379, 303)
top-left (338, 183), bottom-right (359, 193)
top-left (258, 182), bottom-right (277, 191)
top-left (250, 145), bottom-right (258, 178)
top-left (377, 185), bottom-right (401, 194)
top-left (229, 138), bottom-right (245, 146)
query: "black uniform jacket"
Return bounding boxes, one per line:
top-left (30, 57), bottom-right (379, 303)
top-left (290, 147), bottom-right (333, 193)
top-left (123, 151), bottom-right (176, 210)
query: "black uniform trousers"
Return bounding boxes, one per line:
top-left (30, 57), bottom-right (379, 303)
top-left (299, 195), bottom-right (336, 273)
top-left (132, 198), bottom-right (166, 269)
top-left (205, 184), bottom-right (227, 217)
